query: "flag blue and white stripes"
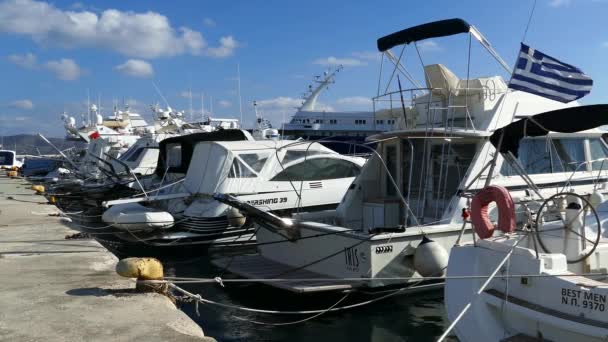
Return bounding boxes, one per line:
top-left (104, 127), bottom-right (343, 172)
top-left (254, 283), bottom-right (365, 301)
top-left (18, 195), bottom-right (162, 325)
top-left (508, 43), bottom-right (593, 103)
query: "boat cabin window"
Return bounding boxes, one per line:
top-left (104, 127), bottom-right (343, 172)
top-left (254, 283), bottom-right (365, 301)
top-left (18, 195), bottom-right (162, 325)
top-left (401, 140), bottom-right (477, 220)
top-left (228, 158), bottom-right (257, 178)
top-left (122, 147), bottom-right (145, 162)
top-left (431, 143), bottom-right (477, 197)
top-left (271, 158), bottom-right (360, 181)
top-left (237, 153), bottom-right (269, 173)
top-left (501, 138), bottom-right (587, 175)
top-left (0, 151), bottom-right (14, 166)
top-left (165, 143), bottom-right (182, 168)
top-left (589, 138), bottom-right (608, 171)
top-left (281, 150), bottom-right (328, 165)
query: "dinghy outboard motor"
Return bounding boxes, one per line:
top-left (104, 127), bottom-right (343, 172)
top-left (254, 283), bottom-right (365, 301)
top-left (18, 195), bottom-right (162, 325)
top-left (413, 236), bottom-right (449, 277)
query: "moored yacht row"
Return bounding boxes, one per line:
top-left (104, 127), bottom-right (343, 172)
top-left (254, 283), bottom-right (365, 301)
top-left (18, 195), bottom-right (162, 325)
top-left (16, 17), bottom-right (608, 342)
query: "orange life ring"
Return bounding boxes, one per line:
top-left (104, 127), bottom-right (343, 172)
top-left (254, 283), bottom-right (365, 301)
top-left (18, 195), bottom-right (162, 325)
top-left (470, 185), bottom-right (516, 239)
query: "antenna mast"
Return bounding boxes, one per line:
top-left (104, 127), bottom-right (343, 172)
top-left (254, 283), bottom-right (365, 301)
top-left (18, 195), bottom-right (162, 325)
top-left (87, 89), bottom-right (91, 127)
top-left (189, 87), bottom-right (193, 122)
top-left (299, 65), bottom-right (343, 111)
top-left (201, 92), bottom-right (205, 121)
top-left (209, 95), bottom-right (213, 116)
top-left (237, 63), bottom-right (243, 124)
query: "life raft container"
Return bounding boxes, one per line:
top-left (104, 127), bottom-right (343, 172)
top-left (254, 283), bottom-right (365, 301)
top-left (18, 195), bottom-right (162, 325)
top-left (470, 185), bottom-right (516, 239)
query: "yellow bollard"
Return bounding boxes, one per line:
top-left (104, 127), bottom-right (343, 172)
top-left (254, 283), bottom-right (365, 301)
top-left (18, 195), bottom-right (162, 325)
top-left (116, 257), bottom-right (164, 280)
top-left (7, 170), bottom-right (18, 178)
top-left (48, 196), bottom-right (56, 204)
top-left (31, 185), bottom-right (45, 193)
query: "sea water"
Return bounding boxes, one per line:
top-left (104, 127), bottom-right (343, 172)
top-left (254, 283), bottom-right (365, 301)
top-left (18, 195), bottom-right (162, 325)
top-left (164, 255), bottom-right (456, 342)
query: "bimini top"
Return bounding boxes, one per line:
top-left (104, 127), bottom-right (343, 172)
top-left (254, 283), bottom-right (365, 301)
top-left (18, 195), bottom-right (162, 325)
top-left (490, 104), bottom-right (608, 157)
top-left (377, 18), bottom-right (470, 52)
top-left (155, 129), bottom-right (249, 176)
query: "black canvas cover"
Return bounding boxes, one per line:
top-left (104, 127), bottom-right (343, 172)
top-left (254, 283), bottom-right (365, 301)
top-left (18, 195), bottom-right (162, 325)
top-left (155, 129), bottom-right (248, 176)
top-left (377, 18), bottom-right (471, 52)
top-left (490, 104), bottom-right (608, 157)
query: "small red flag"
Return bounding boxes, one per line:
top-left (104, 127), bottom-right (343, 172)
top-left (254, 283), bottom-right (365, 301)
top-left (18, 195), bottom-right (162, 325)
top-left (89, 131), bottom-right (100, 140)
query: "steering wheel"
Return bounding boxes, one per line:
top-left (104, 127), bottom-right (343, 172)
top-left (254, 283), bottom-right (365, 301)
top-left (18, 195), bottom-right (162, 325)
top-left (534, 192), bottom-right (601, 264)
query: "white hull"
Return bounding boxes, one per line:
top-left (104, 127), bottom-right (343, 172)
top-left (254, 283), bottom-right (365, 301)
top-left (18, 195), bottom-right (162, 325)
top-left (214, 222), bottom-right (473, 292)
top-left (445, 236), bottom-right (608, 342)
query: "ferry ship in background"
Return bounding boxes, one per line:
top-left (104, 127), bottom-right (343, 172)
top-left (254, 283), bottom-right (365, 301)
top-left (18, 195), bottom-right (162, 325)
top-left (281, 66), bottom-right (404, 154)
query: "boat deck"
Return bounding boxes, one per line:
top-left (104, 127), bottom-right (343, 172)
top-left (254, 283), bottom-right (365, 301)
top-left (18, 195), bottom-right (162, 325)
top-left (212, 254), bottom-right (354, 293)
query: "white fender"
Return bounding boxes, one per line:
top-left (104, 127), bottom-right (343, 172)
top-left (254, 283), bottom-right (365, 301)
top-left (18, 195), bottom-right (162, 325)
top-left (413, 236), bottom-right (449, 277)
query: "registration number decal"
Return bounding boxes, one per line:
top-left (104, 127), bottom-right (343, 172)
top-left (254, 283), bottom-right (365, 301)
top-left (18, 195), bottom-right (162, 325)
top-left (561, 288), bottom-right (606, 312)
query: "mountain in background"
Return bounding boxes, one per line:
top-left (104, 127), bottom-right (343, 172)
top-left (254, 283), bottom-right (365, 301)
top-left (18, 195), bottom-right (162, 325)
top-left (0, 134), bottom-right (84, 155)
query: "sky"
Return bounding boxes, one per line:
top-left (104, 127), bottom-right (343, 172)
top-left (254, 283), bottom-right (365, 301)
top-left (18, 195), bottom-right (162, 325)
top-left (0, 0), bottom-right (607, 137)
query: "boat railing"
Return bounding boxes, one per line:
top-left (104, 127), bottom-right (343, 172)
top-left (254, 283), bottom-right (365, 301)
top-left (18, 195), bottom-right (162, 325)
top-left (373, 85), bottom-right (507, 132)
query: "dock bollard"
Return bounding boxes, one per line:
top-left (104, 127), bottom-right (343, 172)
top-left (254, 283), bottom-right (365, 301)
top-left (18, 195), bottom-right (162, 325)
top-left (116, 257), bottom-right (167, 294)
top-left (31, 185), bottom-right (45, 193)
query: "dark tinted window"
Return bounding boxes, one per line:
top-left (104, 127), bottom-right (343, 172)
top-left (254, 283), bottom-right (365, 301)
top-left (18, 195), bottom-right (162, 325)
top-left (125, 148), bottom-right (144, 162)
top-left (0, 152), bottom-right (13, 165)
top-left (271, 158), bottom-right (360, 181)
top-left (281, 150), bottom-right (328, 165)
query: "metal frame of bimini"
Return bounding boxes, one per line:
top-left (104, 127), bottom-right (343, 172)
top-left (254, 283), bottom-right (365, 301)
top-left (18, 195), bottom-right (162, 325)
top-left (372, 18), bottom-right (513, 225)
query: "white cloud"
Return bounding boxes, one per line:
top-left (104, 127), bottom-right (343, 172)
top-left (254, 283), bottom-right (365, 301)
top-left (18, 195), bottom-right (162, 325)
top-left (203, 18), bottom-right (216, 27)
top-left (125, 98), bottom-right (139, 107)
top-left (179, 91), bottom-right (195, 98)
top-left (8, 52), bottom-right (37, 68)
top-left (256, 97), bottom-right (303, 110)
top-left (549, 0), bottom-right (571, 7)
top-left (45, 58), bottom-right (82, 80)
top-left (313, 56), bottom-right (365, 67)
top-left (218, 100), bottom-right (232, 108)
top-left (204, 36), bottom-right (238, 58)
top-left (0, 0), bottom-right (238, 59)
top-left (114, 59), bottom-right (154, 78)
top-left (9, 99), bottom-right (34, 110)
top-left (70, 2), bottom-right (84, 9)
top-left (8, 53), bottom-right (83, 80)
top-left (336, 96), bottom-right (372, 107)
top-left (417, 40), bottom-right (442, 52)
top-left (351, 51), bottom-right (380, 61)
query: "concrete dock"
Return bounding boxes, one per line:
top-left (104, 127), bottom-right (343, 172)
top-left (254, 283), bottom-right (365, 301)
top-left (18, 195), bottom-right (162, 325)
top-left (0, 175), bottom-right (215, 341)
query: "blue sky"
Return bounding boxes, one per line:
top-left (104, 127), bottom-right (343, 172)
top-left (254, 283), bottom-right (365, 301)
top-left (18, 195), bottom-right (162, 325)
top-left (1, 0), bottom-right (607, 137)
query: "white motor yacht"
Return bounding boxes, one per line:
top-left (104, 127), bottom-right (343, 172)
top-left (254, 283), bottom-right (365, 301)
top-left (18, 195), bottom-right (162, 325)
top-left (211, 18), bottom-right (606, 294)
top-left (99, 137), bottom-right (364, 256)
top-left (443, 105), bottom-right (608, 342)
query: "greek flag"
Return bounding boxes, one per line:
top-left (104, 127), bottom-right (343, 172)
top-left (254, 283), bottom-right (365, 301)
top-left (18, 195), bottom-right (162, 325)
top-left (508, 43), bottom-right (593, 103)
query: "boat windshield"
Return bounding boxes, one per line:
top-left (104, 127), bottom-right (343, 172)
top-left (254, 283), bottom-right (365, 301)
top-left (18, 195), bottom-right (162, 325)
top-left (500, 137), bottom-right (605, 175)
top-left (0, 151), bottom-right (14, 166)
top-left (281, 150), bottom-right (330, 165)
